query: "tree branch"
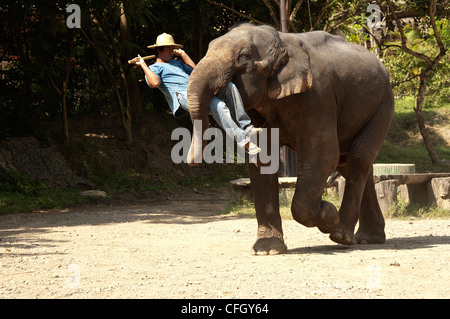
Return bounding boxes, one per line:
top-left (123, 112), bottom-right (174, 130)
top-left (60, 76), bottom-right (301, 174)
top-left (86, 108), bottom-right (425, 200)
top-left (386, 0), bottom-right (433, 65)
top-left (311, 0), bottom-right (331, 31)
top-left (391, 73), bottom-right (421, 88)
top-left (29, 44), bottom-right (61, 96)
top-left (206, 0), bottom-right (265, 25)
top-left (428, 0), bottom-right (447, 63)
top-left (290, 0), bottom-right (304, 21)
top-left (272, 0), bottom-right (298, 32)
top-left (262, 0), bottom-right (280, 29)
top-left (324, 0), bottom-right (369, 32)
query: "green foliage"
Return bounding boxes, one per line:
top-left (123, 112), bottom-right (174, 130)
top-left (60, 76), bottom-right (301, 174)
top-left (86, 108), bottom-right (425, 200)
top-left (0, 0), bottom-right (233, 136)
top-left (0, 165), bottom-right (41, 195)
top-left (385, 200), bottom-right (450, 219)
top-left (0, 188), bottom-right (84, 215)
top-left (1, 0), bottom-right (448, 135)
top-left (337, 1), bottom-right (449, 110)
top-left (384, 18), bottom-right (450, 107)
top-left (376, 97), bottom-right (450, 172)
top-left (345, 23), bottom-right (371, 45)
top-left (0, 164), bottom-right (84, 215)
top-left (84, 163), bottom-right (174, 195)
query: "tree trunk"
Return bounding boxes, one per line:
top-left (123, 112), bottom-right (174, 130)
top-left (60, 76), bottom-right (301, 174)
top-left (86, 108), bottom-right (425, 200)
top-left (80, 24), bottom-right (133, 144)
top-left (415, 73), bottom-right (440, 164)
top-left (62, 29), bottom-right (75, 143)
top-left (15, 38), bottom-right (35, 123)
top-left (117, 54), bottom-right (133, 144)
top-left (120, 2), bottom-right (143, 118)
top-left (386, 0), bottom-right (446, 165)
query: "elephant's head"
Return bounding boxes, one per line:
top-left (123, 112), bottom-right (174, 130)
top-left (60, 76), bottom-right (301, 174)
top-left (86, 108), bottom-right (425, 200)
top-left (187, 24), bottom-right (313, 166)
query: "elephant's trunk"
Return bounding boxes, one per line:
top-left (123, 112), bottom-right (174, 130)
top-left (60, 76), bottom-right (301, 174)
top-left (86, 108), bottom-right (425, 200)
top-left (187, 56), bottom-right (232, 166)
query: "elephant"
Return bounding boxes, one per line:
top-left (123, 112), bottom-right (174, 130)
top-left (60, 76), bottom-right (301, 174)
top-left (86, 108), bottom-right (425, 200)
top-left (186, 23), bottom-right (394, 255)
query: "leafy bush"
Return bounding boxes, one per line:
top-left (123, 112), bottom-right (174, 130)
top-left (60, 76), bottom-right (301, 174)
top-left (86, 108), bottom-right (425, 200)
top-left (384, 19), bottom-right (450, 107)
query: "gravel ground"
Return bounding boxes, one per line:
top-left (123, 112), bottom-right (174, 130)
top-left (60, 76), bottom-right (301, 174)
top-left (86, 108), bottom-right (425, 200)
top-left (0, 191), bottom-right (449, 299)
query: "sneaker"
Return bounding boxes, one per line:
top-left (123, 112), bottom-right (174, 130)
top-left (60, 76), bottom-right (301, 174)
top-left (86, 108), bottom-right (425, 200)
top-left (245, 126), bottom-right (263, 137)
top-left (245, 141), bottom-right (261, 155)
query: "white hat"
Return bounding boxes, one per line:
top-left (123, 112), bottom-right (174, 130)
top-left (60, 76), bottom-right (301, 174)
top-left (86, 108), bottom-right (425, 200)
top-left (147, 33), bottom-right (183, 49)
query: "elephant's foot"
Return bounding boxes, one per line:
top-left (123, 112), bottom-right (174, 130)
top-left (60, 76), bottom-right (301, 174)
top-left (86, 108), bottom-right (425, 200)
top-left (330, 224), bottom-right (356, 245)
top-left (251, 237), bottom-right (287, 255)
top-left (316, 201), bottom-right (340, 234)
top-left (355, 228), bottom-right (386, 244)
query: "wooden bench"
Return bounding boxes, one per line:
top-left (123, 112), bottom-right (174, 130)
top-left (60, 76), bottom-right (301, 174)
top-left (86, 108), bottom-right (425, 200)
top-left (348, 173), bottom-right (450, 213)
top-left (374, 173), bottom-right (450, 185)
top-left (230, 176), bottom-right (338, 202)
top-left (230, 173), bottom-right (450, 212)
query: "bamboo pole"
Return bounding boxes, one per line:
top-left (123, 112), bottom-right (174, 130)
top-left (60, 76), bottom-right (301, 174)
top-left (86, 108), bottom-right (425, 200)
top-left (128, 55), bottom-right (156, 64)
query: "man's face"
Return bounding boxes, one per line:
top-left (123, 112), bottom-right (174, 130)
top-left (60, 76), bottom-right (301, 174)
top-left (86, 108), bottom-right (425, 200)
top-left (159, 46), bottom-right (174, 62)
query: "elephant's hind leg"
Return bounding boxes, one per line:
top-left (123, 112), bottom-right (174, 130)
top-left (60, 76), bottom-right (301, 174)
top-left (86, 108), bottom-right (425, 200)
top-left (332, 164), bottom-right (385, 245)
top-left (355, 168), bottom-right (386, 244)
top-left (331, 100), bottom-right (392, 245)
top-left (331, 165), bottom-right (369, 245)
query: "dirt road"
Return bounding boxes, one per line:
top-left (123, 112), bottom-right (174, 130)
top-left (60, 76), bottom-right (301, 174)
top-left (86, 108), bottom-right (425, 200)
top-left (0, 190), bottom-right (449, 299)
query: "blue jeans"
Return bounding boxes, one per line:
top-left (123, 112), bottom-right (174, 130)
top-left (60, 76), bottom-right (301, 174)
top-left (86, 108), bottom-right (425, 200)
top-left (177, 82), bottom-right (253, 147)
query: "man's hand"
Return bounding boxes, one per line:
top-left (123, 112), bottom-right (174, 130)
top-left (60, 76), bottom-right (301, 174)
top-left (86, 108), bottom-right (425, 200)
top-left (134, 54), bottom-right (160, 87)
top-left (135, 54), bottom-right (147, 66)
top-left (173, 49), bottom-right (185, 57)
top-left (174, 49), bottom-right (196, 68)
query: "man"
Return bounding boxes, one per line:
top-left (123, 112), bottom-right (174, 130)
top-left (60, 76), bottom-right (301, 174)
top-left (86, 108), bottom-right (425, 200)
top-left (134, 33), bottom-right (261, 154)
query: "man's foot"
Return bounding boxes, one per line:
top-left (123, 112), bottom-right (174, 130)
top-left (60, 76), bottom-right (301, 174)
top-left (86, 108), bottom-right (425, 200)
top-left (245, 126), bottom-right (262, 137)
top-left (245, 141), bottom-right (261, 155)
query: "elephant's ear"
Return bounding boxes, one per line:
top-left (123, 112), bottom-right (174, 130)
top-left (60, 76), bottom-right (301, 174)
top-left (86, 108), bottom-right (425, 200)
top-left (267, 44), bottom-right (313, 100)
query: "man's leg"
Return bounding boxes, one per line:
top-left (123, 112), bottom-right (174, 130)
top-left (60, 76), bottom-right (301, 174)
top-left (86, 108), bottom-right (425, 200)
top-left (209, 96), bottom-right (249, 147)
top-left (220, 82), bottom-right (252, 128)
top-left (209, 96), bottom-right (261, 155)
top-left (222, 82), bottom-right (262, 138)
top-left (176, 92), bottom-right (189, 112)
top-left (177, 92), bottom-right (260, 154)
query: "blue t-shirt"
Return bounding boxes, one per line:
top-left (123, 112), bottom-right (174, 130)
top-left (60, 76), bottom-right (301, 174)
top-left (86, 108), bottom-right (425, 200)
top-left (147, 60), bottom-right (193, 117)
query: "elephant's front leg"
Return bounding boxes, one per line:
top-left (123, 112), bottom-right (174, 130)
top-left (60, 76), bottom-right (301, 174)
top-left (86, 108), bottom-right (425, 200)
top-left (291, 134), bottom-right (340, 234)
top-left (291, 163), bottom-right (340, 234)
top-left (248, 162), bottom-right (287, 255)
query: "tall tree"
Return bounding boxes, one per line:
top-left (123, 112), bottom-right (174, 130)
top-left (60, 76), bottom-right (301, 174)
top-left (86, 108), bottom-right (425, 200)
top-left (120, 1), bottom-right (142, 118)
top-left (80, 10), bottom-right (133, 143)
top-left (384, 0), bottom-right (448, 163)
top-left (206, 0), bottom-right (372, 33)
top-left (61, 29), bottom-right (75, 142)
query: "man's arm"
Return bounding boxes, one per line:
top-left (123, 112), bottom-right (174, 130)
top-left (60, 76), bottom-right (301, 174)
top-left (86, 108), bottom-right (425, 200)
top-left (174, 49), bottom-right (196, 68)
top-left (135, 55), bottom-right (161, 87)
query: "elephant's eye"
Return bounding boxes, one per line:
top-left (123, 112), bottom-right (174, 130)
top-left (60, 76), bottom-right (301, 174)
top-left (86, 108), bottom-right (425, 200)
top-left (239, 48), bottom-right (251, 58)
top-left (237, 48), bottom-right (252, 67)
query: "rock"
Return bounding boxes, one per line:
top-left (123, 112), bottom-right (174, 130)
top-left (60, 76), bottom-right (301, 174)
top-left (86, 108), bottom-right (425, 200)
top-left (80, 190), bottom-right (107, 198)
top-left (427, 177), bottom-right (450, 210)
top-left (0, 137), bottom-right (92, 189)
top-left (375, 179), bottom-right (398, 214)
